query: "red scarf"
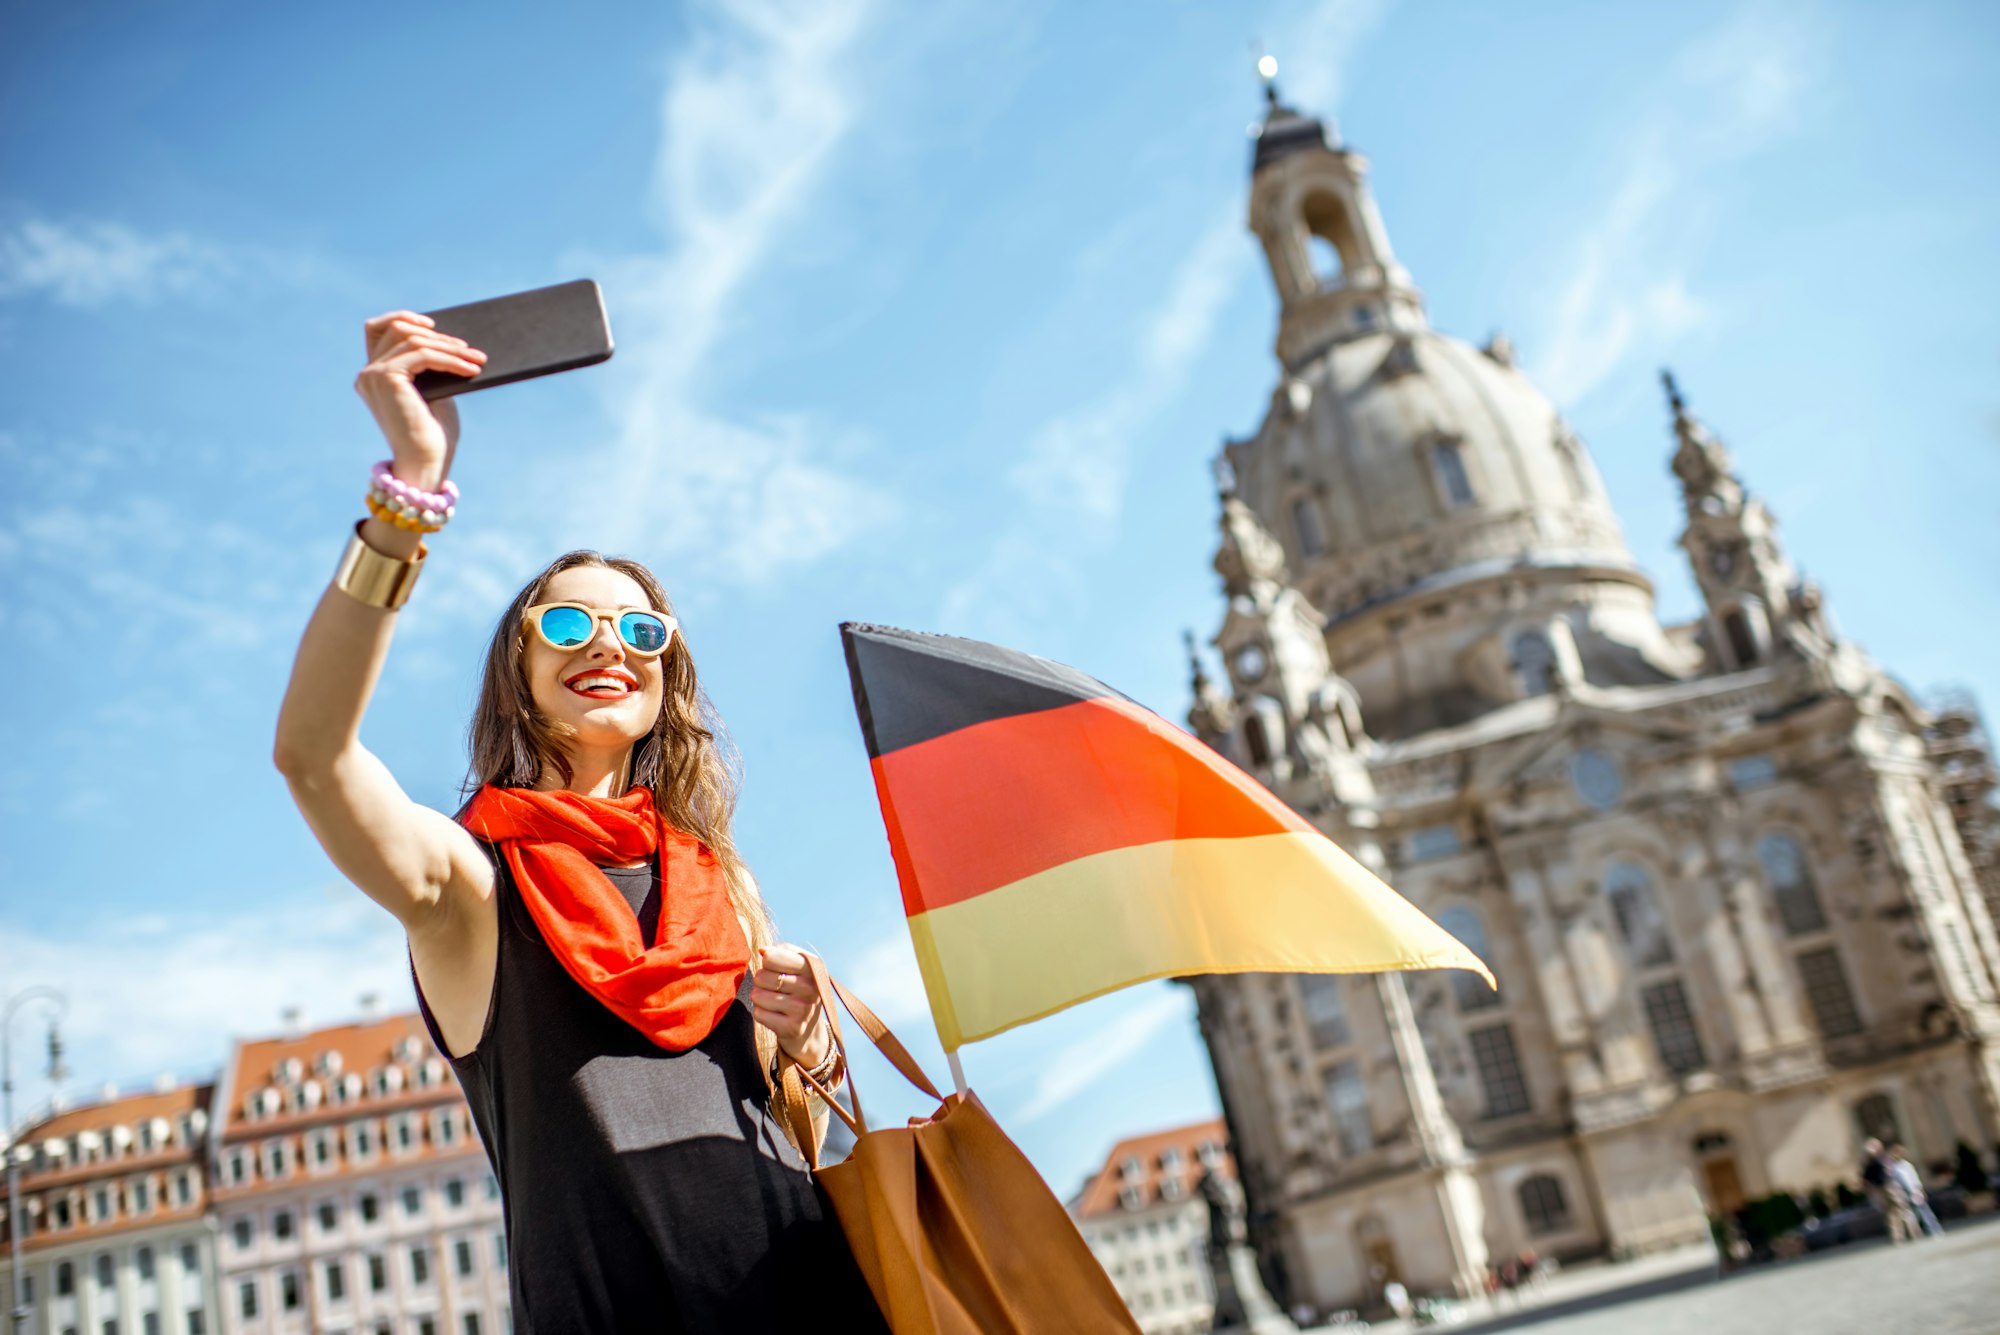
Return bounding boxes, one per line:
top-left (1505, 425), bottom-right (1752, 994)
top-left (461, 784), bottom-right (749, 1051)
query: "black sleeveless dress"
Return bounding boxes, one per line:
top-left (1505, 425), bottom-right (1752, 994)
top-left (411, 846), bottom-right (883, 1333)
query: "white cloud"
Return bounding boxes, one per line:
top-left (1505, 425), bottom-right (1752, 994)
top-left (943, 210), bottom-right (1247, 637)
top-left (841, 929), bottom-right (933, 1028)
top-left (0, 890), bottom-right (414, 1109)
top-left (1007, 213), bottom-right (1247, 525)
top-left (1530, 3), bottom-right (1820, 405)
top-left (1015, 988), bottom-right (1193, 1123)
top-left (0, 217), bottom-right (334, 307)
top-left (944, 0), bottom-right (1391, 638)
top-left (1270, 0), bottom-right (1393, 112)
top-left (573, 0), bottom-right (897, 585)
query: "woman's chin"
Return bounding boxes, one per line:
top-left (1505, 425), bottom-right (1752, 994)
top-left (565, 713), bottom-right (653, 753)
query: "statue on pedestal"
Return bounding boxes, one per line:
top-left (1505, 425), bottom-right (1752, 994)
top-left (1196, 1168), bottom-right (1297, 1335)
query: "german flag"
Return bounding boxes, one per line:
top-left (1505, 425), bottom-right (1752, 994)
top-left (842, 624), bottom-right (1494, 1051)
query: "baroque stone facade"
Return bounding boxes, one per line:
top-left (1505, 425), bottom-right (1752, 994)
top-left (1181, 86), bottom-right (2000, 1319)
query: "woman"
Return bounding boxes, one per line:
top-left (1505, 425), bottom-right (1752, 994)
top-left (274, 310), bottom-right (881, 1330)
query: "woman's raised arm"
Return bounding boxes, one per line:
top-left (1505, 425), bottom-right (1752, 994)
top-left (274, 311), bottom-right (491, 931)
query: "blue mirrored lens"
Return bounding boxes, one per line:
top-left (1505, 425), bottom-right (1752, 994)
top-left (539, 606), bottom-right (594, 648)
top-left (620, 612), bottom-right (670, 653)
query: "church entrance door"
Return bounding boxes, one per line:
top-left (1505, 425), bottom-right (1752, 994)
top-left (1702, 1156), bottom-right (1746, 1216)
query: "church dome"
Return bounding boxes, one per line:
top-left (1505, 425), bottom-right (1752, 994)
top-left (1213, 95), bottom-right (1685, 740)
top-left (1223, 324), bottom-right (1638, 623)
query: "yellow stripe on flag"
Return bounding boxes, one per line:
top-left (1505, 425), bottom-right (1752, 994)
top-left (906, 831), bottom-right (1495, 1050)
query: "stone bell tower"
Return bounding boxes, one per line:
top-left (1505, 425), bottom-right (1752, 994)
top-left (1665, 372), bottom-right (1835, 670)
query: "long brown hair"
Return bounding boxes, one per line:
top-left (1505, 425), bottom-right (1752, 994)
top-left (464, 550), bottom-right (774, 952)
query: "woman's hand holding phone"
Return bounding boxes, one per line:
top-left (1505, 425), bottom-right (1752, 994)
top-left (353, 310), bottom-right (486, 492)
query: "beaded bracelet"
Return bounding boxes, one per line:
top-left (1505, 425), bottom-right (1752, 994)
top-left (367, 460), bottom-right (459, 534)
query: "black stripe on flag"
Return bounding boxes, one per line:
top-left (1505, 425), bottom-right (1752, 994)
top-left (840, 623), bottom-right (1126, 758)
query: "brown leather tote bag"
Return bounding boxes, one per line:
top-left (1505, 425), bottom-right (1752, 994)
top-left (777, 954), bottom-right (1140, 1334)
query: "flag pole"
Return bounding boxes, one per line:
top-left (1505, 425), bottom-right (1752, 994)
top-left (947, 1049), bottom-right (968, 1095)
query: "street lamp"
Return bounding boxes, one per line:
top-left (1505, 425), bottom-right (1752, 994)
top-left (3, 987), bottom-right (67, 1335)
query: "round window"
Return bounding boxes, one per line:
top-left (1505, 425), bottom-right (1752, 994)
top-left (1232, 642), bottom-right (1269, 682)
top-left (1571, 748), bottom-right (1623, 810)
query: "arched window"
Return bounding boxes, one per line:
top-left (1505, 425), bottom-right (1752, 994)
top-left (1724, 607), bottom-right (1759, 665)
top-left (1553, 430), bottom-right (1591, 502)
top-left (1291, 497), bottom-right (1326, 558)
top-left (1243, 714), bottom-right (1272, 769)
top-left (1518, 1175), bottom-right (1569, 1234)
top-left (1435, 906), bottom-right (1500, 1011)
top-left (1512, 631), bottom-right (1557, 698)
top-left (1306, 235), bottom-right (1342, 286)
top-left (1757, 834), bottom-right (1827, 935)
top-left (1854, 1093), bottom-right (1901, 1145)
top-left (1297, 975), bottom-right (1351, 1049)
top-left (1301, 191), bottom-right (1359, 288)
top-left (1605, 862), bottom-right (1674, 968)
top-left (1432, 441), bottom-right (1475, 508)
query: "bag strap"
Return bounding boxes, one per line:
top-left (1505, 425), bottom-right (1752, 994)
top-left (772, 1061), bottom-right (822, 1172)
top-left (822, 962), bottom-right (946, 1104)
top-left (790, 954), bottom-right (948, 1147)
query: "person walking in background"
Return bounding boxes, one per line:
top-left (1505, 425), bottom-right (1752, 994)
top-left (1859, 1137), bottom-right (1917, 1243)
top-left (1889, 1144), bottom-right (1945, 1238)
top-left (273, 310), bottom-right (884, 1331)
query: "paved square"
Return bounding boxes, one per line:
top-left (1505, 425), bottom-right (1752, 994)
top-left (1501, 1220), bottom-right (2000, 1335)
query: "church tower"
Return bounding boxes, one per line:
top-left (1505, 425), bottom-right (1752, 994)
top-left (1665, 372), bottom-right (1835, 669)
top-left (1222, 82), bottom-right (1692, 743)
top-left (1180, 71), bottom-right (2000, 1323)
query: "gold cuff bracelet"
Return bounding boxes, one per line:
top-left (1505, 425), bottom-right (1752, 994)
top-left (333, 521), bottom-right (427, 610)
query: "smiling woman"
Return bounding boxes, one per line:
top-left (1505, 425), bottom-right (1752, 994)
top-left (270, 310), bottom-right (885, 1332)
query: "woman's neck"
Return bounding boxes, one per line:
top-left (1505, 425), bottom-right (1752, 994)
top-left (541, 747), bottom-right (632, 799)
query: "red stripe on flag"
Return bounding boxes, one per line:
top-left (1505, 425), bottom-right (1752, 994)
top-left (869, 696), bottom-right (1315, 915)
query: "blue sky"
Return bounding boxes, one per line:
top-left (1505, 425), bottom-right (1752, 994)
top-left (3, 0), bottom-right (1997, 1197)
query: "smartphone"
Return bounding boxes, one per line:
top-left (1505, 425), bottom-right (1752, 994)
top-left (413, 278), bottom-right (614, 401)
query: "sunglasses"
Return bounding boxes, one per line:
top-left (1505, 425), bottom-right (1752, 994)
top-left (522, 602), bottom-right (678, 658)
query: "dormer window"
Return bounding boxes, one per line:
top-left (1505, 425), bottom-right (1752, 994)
top-left (1432, 440), bottom-right (1474, 508)
top-left (278, 1056), bottom-right (304, 1085)
top-left (1723, 606), bottom-right (1759, 666)
top-left (431, 1107), bottom-right (461, 1147)
top-left (1511, 630), bottom-right (1558, 698)
top-left (316, 1050), bottom-right (344, 1078)
top-left (394, 1036), bottom-right (421, 1063)
top-left (1291, 497), bottom-right (1326, 558)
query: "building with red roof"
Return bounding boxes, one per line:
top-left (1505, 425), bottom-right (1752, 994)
top-left (1070, 1119), bottom-right (1236, 1335)
top-left (1, 1078), bottom-right (221, 1334)
top-left (212, 1012), bottom-right (504, 1335)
